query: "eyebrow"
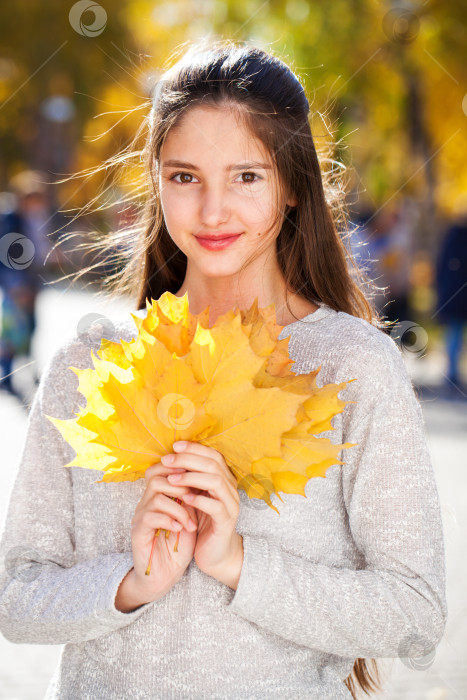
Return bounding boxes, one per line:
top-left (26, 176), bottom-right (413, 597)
top-left (161, 159), bottom-right (273, 171)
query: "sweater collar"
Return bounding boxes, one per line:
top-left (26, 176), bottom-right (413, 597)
top-left (281, 303), bottom-right (337, 329)
top-left (131, 302), bottom-right (337, 326)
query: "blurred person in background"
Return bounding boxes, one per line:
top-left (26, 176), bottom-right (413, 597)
top-left (350, 208), bottom-right (392, 323)
top-left (352, 203), bottom-right (415, 332)
top-left (435, 199), bottom-right (467, 397)
top-left (0, 170), bottom-right (61, 398)
top-left (379, 198), bottom-right (416, 327)
top-left (350, 208), bottom-right (386, 313)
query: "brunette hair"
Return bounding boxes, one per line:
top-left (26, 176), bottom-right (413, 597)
top-left (55, 37), bottom-right (388, 697)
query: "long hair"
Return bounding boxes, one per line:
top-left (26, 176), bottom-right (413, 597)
top-left (54, 37), bottom-right (388, 697)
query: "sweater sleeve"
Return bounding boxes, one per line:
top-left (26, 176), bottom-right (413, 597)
top-left (226, 335), bottom-right (447, 659)
top-left (0, 337), bottom-right (152, 645)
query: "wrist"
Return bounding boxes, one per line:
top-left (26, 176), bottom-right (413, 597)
top-left (208, 535), bottom-right (244, 590)
top-left (115, 567), bottom-right (153, 613)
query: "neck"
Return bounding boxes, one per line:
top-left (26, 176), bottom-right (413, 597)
top-left (174, 281), bottom-right (317, 327)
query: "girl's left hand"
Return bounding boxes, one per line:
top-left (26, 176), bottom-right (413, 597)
top-left (161, 441), bottom-right (242, 579)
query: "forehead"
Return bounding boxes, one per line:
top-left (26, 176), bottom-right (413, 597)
top-left (161, 105), bottom-right (271, 164)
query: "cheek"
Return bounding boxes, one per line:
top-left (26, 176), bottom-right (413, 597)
top-left (160, 189), bottom-right (196, 231)
top-left (241, 192), bottom-right (277, 229)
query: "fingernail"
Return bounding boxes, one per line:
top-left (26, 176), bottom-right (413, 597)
top-left (168, 473), bottom-right (181, 481)
top-left (173, 441), bottom-right (187, 450)
top-left (161, 454), bottom-right (174, 464)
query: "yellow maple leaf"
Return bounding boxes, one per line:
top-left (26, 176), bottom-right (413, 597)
top-left (46, 292), bottom-right (357, 513)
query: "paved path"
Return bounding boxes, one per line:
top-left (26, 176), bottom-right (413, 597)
top-left (0, 286), bottom-right (466, 700)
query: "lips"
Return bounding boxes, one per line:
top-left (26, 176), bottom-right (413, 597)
top-left (195, 233), bottom-right (243, 240)
top-left (195, 234), bottom-right (242, 250)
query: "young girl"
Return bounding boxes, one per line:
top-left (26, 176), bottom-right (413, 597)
top-left (0, 39), bottom-right (447, 699)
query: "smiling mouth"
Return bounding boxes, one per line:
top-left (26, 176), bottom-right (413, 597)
top-left (194, 234), bottom-right (243, 250)
top-left (195, 233), bottom-right (243, 240)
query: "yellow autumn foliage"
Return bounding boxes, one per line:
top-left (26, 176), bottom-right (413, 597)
top-left (46, 292), bottom-right (357, 514)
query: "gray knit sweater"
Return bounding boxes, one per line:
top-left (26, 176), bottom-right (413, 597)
top-left (0, 303), bottom-right (447, 700)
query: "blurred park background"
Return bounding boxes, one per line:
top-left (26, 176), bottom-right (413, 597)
top-left (0, 1), bottom-right (466, 699)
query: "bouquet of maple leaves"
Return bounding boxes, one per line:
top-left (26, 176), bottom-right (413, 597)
top-left (47, 292), bottom-right (356, 575)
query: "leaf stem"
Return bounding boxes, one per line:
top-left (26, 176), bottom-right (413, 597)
top-left (144, 496), bottom-right (183, 575)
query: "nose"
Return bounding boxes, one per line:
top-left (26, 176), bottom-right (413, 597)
top-left (200, 185), bottom-right (230, 228)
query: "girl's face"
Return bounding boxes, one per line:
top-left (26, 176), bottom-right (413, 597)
top-left (158, 105), bottom-right (296, 281)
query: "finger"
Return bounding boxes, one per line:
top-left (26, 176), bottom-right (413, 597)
top-left (180, 491), bottom-right (230, 523)
top-left (150, 492), bottom-right (198, 531)
top-left (135, 510), bottom-right (184, 538)
top-left (170, 473), bottom-right (238, 519)
top-left (137, 472), bottom-right (190, 512)
top-left (167, 472), bottom-right (237, 506)
top-left (137, 481), bottom-right (189, 515)
top-left (167, 466), bottom-right (238, 506)
top-left (167, 470), bottom-right (222, 496)
top-left (162, 453), bottom-right (218, 475)
top-left (131, 509), bottom-right (198, 532)
top-left (172, 442), bottom-right (225, 471)
top-left (145, 461), bottom-right (186, 482)
top-left (145, 471), bottom-right (188, 496)
top-left (169, 447), bottom-right (238, 491)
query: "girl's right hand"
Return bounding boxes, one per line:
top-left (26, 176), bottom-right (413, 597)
top-left (127, 462), bottom-right (198, 604)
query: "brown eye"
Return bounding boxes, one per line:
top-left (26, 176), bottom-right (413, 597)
top-left (171, 172), bottom-right (195, 184)
top-left (239, 172), bottom-right (261, 184)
